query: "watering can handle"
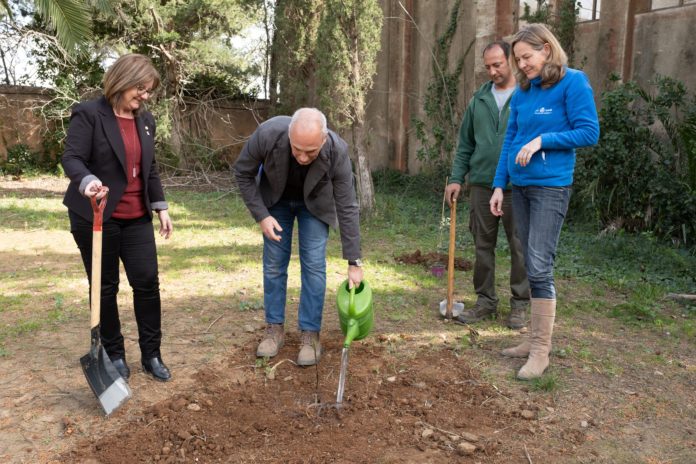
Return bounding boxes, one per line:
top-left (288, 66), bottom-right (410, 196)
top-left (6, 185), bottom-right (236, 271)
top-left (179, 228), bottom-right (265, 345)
top-left (349, 285), bottom-right (356, 317)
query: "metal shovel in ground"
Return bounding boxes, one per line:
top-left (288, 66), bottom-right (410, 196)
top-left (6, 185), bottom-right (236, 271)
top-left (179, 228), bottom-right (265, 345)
top-left (439, 198), bottom-right (465, 319)
top-left (80, 191), bottom-right (132, 415)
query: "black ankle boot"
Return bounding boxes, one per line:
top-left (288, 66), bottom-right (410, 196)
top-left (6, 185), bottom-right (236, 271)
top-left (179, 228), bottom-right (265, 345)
top-left (110, 358), bottom-right (130, 380)
top-left (142, 357), bottom-right (171, 382)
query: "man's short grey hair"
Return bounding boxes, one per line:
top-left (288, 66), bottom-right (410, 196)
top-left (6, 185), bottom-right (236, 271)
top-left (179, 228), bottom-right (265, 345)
top-left (289, 108), bottom-right (328, 136)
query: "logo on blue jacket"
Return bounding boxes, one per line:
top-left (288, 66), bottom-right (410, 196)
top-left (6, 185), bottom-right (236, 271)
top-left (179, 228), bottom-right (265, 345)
top-left (534, 107), bottom-right (553, 115)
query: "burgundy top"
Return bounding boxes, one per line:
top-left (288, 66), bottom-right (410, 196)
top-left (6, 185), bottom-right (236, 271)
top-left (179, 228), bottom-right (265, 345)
top-left (112, 116), bottom-right (146, 219)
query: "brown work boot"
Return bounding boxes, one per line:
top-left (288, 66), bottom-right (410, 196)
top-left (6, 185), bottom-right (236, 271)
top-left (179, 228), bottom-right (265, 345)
top-left (256, 324), bottom-right (284, 358)
top-left (454, 305), bottom-right (497, 324)
top-left (506, 304), bottom-right (528, 329)
top-left (297, 331), bottom-right (322, 366)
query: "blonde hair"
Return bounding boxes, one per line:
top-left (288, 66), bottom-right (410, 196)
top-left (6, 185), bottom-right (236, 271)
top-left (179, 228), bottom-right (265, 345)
top-left (511, 23), bottom-right (567, 91)
top-left (103, 54), bottom-right (160, 112)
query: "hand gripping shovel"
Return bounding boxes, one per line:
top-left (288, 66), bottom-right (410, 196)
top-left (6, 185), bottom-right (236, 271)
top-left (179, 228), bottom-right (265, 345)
top-left (439, 198), bottom-right (465, 319)
top-left (80, 191), bottom-right (132, 415)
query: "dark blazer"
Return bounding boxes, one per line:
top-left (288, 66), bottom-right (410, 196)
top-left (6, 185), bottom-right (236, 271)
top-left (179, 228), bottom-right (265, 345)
top-left (233, 116), bottom-right (361, 260)
top-left (62, 96), bottom-right (167, 223)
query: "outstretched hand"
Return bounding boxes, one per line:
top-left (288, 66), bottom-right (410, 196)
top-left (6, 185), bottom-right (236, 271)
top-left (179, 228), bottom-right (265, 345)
top-left (157, 210), bottom-right (173, 239)
top-left (259, 216), bottom-right (283, 242)
top-left (489, 188), bottom-right (504, 217)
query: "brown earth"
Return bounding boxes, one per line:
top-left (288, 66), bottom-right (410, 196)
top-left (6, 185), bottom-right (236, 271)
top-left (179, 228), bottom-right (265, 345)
top-left (395, 249), bottom-right (473, 271)
top-left (59, 336), bottom-right (538, 463)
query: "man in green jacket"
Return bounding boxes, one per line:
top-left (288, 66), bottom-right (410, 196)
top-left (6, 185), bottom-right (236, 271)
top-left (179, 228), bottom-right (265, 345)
top-left (444, 41), bottom-right (529, 328)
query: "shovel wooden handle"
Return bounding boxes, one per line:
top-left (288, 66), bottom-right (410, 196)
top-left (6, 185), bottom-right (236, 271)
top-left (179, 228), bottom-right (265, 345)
top-left (446, 199), bottom-right (457, 318)
top-left (90, 192), bottom-right (108, 330)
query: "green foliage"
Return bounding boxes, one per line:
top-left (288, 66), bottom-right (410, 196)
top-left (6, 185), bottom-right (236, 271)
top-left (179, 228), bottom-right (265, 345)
top-left (270, 0), bottom-right (324, 114)
top-left (412, 1), bottom-right (467, 170)
top-left (573, 75), bottom-right (696, 247)
top-left (521, 0), bottom-right (580, 65)
top-left (2, 144), bottom-right (34, 176)
top-left (315, 0), bottom-right (382, 129)
top-left (1, 143), bottom-right (58, 175)
top-left (28, 0), bottom-right (93, 52)
top-left (27, 0), bottom-right (265, 171)
top-left (521, 0), bottom-right (551, 23)
top-left (529, 373), bottom-right (559, 391)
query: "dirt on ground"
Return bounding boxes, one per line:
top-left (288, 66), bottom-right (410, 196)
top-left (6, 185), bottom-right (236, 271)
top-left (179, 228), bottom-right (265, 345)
top-left (395, 249), bottom-right (473, 271)
top-left (58, 336), bottom-right (536, 463)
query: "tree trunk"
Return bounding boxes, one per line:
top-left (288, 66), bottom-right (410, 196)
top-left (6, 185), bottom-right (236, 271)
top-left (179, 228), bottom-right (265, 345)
top-left (352, 120), bottom-right (375, 213)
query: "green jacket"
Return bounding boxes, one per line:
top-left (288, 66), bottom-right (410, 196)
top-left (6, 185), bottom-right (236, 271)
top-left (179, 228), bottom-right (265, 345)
top-left (449, 81), bottom-right (512, 188)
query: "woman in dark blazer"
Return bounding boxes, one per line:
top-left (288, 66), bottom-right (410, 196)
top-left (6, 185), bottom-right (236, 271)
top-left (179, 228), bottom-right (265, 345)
top-left (62, 53), bottom-right (172, 382)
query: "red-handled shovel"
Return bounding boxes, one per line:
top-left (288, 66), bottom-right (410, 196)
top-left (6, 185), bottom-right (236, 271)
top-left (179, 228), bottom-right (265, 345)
top-left (80, 190), bottom-right (132, 415)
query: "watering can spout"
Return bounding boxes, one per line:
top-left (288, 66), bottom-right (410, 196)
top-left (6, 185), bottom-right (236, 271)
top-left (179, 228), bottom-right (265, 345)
top-left (343, 319), bottom-right (360, 348)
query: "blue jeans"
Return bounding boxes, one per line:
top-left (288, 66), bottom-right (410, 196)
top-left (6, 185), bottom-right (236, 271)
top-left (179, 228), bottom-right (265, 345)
top-left (512, 186), bottom-right (571, 299)
top-left (263, 199), bottom-right (329, 332)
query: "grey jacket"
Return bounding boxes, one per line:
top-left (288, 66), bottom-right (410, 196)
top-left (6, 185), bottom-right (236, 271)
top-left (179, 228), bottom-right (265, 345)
top-left (233, 116), bottom-right (361, 260)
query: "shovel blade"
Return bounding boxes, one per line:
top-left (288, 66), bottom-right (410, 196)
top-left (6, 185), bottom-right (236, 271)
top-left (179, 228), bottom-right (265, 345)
top-left (439, 299), bottom-right (465, 318)
top-left (80, 345), bottom-right (131, 416)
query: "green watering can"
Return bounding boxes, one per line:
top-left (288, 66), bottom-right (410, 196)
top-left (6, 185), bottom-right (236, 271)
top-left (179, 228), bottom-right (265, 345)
top-left (336, 279), bottom-right (374, 348)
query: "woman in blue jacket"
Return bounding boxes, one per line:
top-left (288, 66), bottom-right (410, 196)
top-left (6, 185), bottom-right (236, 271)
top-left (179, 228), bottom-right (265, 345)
top-left (490, 24), bottom-right (599, 380)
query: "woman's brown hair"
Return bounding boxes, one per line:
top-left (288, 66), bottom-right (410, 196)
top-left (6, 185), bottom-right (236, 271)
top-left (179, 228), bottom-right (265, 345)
top-left (511, 23), bottom-right (567, 91)
top-left (103, 54), bottom-right (160, 112)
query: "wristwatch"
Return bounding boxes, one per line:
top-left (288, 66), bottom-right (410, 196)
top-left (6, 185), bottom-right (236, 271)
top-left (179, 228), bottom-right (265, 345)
top-left (348, 259), bottom-right (363, 267)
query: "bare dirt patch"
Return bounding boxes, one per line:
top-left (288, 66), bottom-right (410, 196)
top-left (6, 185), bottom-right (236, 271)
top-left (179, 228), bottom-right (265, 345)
top-left (59, 336), bottom-right (555, 463)
top-left (395, 249), bottom-right (472, 271)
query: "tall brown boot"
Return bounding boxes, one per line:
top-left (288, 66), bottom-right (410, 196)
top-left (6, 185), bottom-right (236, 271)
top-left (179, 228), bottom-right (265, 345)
top-left (501, 338), bottom-right (530, 358)
top-left (517, 298), bottom-right (556, 380)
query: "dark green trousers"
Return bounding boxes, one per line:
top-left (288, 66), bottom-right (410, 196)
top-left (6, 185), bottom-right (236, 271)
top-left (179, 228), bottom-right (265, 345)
top-left (468, 185), bottom-right (529, 310)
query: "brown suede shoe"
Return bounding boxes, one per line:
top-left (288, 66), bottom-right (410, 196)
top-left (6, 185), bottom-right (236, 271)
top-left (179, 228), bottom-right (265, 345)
top-left (454, 305), bottom-right (497, 324)
top-left (297, 331), bottom-right (321, 366)
top-left (506, 305), bottom-right (528, 329)
top-left (257, 324), bottom-right (284, 358)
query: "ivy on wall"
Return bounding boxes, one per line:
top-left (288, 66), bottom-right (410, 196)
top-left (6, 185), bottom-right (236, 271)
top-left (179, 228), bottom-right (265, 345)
top-left (412, 0), bottom-right (471, 172)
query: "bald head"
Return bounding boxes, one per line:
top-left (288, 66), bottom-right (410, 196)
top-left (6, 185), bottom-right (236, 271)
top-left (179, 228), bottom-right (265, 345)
top-left (288, 108), bottom-right (328, 165)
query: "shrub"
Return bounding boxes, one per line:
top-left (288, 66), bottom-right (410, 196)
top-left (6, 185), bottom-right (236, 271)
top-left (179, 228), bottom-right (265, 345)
top-left (2, 144), bottom-right (37, 176)
top-left (573, 75), bottom-right (696, 249)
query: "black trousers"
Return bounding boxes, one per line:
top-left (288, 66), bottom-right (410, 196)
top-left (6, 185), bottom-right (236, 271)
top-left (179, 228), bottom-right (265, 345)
top-left (69, 211), bottom-right (162, 361)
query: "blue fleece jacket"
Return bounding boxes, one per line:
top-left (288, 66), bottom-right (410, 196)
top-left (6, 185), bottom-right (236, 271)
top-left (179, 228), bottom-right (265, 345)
top-left (492, 67), bottom-right (599, 188)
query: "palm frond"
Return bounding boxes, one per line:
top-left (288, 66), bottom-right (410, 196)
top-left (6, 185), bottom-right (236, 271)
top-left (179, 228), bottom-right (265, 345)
top-left (34, 0), bottom-right (92, 51)
top-left (89, 0), bottom-right (115, 15)
top-left (1, 0), bottom-right (12, 19)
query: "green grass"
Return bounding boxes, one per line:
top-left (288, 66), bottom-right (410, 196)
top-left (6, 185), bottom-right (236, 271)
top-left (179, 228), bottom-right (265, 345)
top-left (1, 171), bottom-right (694, 351)
top-left (529, 372), bottom-right (560, 392)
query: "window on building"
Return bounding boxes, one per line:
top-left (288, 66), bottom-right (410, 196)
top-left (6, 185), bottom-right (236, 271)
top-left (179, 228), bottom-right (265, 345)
top-left (652, 0), bottom-right (694, 9)
top-left (518, 1), bottom-right (600, 23)
top-left (577, 0), bottom-right (600, 21)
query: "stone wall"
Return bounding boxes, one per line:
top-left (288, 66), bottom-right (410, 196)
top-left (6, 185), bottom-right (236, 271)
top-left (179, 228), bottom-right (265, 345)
top-left (0, 85), bottom-right (269, 166)
top-left (180, 100), bottom-right (270, 166)
top-left (0, 86), bottom-right (53, 161)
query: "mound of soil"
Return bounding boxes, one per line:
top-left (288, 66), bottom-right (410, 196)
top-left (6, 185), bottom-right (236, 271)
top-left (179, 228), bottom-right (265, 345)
top-left (395, 249), bottom-right (472, 271)
top-left (61, 333), bottom-right (526, 463)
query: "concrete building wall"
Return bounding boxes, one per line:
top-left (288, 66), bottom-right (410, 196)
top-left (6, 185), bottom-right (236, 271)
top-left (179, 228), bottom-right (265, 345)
top-left (367, 0), bottom-right (508, 174)
top-left (632, 4), bottom-right (696, 93)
